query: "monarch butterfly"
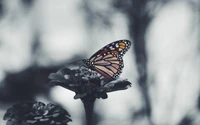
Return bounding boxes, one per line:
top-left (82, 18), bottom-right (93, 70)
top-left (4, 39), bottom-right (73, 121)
top-left (82, 40), bottom-right (131, 79)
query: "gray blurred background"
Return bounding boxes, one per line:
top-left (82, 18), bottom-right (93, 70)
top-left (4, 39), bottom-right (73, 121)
top-left (0, 0), bottom-right (199, 125)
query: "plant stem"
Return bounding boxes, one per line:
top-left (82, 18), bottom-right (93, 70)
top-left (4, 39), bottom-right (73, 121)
top-left (81, 97), bottom-right (95, 125)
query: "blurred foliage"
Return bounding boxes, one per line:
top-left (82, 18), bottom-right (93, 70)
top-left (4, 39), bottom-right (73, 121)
top-left (0, 66), bottom-right (61, 102)
top-left (0, 0), bottom-right (3, 16)
top-left (198, 93), bottom-right (200, 111)
top-left (113, 1), bottom-right (152, 124)
top-left (21, 0), bottom-right (34, 9)
top-left (178, 116), bottom-right (193, 125)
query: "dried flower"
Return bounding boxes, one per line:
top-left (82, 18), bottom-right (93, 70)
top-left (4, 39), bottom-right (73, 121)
top-left (48, 67), bottom-right (131, 100)
top-left (3, 101), bottom-right (72, 125)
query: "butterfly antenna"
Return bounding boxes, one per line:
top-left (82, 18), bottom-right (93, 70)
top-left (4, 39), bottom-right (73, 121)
top-left (67, 59), bottom-right (84, 67)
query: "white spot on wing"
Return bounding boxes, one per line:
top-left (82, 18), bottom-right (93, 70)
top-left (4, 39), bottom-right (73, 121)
top-left (115, 43), bottom-right (119, 48)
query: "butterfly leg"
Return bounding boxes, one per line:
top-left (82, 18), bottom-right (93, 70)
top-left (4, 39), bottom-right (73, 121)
top-left (79, 64), bottom-right (83, 69)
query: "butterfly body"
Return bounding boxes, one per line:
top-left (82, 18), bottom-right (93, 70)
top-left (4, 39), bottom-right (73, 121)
top-left (83, 40), bottom-right (131, 79)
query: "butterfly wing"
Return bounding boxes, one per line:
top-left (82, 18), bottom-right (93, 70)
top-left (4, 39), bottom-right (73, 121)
top-left (88, 40), bottom-right (131, 79)
top-left (90, 53), bottom-right (123, 79)
top-left (90, 39), bottom-right (131, 59)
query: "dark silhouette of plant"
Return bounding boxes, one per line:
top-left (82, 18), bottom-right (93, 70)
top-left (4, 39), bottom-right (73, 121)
top-left (48, 67), bottom-right (131, 125)
top-left (3, 101), bottom-right (72, 125)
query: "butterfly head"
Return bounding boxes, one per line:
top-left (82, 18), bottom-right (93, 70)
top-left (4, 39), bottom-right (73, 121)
top-left (82, 59), bottom-right (91, 68)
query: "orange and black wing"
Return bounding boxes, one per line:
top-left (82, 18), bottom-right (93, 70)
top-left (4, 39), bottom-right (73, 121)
top-left (88, 40), bottom-right (131, 79)
top-left (90, 39), bottom-right (131, 59)
top-left (90, 53), bottom-right (123, 79)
